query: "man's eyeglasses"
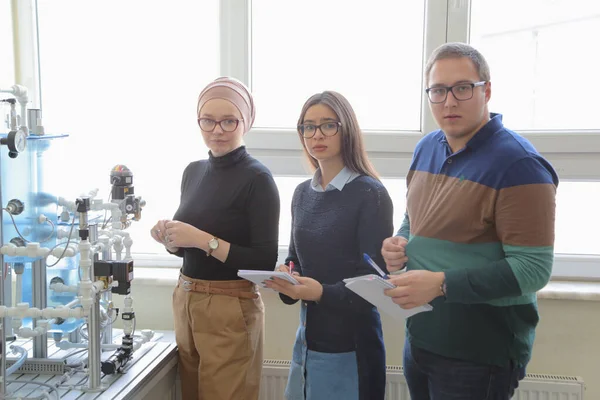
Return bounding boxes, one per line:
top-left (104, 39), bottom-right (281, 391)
top-left (425, 81), bottom-right (487, 104)
top-left (197, 118), bottom-right (242, 132)
top-left (297, 121), bottom-right (341, 138)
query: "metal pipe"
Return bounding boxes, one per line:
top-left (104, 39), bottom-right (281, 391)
top-left (0, 138), bottom-right (6, 396)
top-left (102, 291), bottom-right (113, 345)
top-left (101, 240), bottom-right (113, 345)
top-left (88, 292), bottom-right (102, 390)
top-left (32, 258), bottom-right (47, 358)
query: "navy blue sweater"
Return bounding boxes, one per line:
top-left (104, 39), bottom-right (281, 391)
top-left (280, 175), bottom-right (393, 398)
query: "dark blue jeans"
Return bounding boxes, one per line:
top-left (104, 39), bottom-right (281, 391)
top-left (403, 340), bottom-right (526, 400)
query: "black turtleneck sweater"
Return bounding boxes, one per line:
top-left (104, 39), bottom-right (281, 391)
top-left (171, 146), bottom-right (280, 280)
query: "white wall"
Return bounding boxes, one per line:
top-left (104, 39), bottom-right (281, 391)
top-left (115, 272), bottom-right (600, 399)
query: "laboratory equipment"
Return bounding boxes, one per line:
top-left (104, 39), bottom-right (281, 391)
top-left (0, 84), bottom-right (155, 398)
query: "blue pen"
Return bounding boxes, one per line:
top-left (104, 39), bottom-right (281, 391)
top-left (363, 253), bottom-right (389, 279)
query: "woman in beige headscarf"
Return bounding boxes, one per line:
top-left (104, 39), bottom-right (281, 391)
top-left (150, 77), bottom-right (280, 400)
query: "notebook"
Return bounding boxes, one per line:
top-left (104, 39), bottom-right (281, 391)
top-left (343, 274), bottom-right (433, 320)
top-left (238, 270), bottom-right (299, 290)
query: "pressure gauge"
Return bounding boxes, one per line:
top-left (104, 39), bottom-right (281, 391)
top-left (12, 130), bottom-right (27, 152)
top-left (1, 129), bottom-right (27, 158)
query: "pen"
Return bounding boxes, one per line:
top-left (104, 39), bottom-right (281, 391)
top-left (289, 261), bottom-right (295, 275)
top-left (363, 253), bottom-right (389, 279)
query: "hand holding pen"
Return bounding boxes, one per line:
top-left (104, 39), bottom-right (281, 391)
top-left (276, 261), bottom-right (299, 276)
top-left (363, 253), bottom-right (390, 279)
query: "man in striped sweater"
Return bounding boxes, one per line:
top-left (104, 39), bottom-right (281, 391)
top-left (382, 42), bottom-right (558, 400)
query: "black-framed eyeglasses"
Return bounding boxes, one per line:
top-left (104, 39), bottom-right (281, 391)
top-left (297, 121), bottom-right (341, 138)
top-left (197, 118), bottom-right (242, 132)
top-left (425, 81), bottom-right (487, 104)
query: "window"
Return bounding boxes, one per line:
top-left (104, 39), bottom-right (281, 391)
top-left (0, 1), bottom-right (14, 87)
top-left (251, 0), bottom-right (426, 131)
top-left (555, 181), bottom-right (600, 256)
top-left (381, 178), bottom-right (407, 234)
top-left (36, 0), bottom-right (219, 255)
top-left (470, 0), bottom-right (600, 131)
top-left (17, 1), bottom-right (600, 279)
top-left (273, 176), bottom-right (309, 246)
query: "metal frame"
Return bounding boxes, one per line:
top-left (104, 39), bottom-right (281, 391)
top-left (32, 259), bottom-right (47, 358)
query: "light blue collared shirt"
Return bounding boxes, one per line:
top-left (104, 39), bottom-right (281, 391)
top-left (310, 167), bottom-right (360, 192)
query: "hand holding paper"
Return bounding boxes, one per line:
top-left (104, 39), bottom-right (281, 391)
top-left (344, 274), bottom-right (432, 320)
top-left (238, 270), bottom-right (299, 289)
top-left (385, 270), bottom-right (445, 309)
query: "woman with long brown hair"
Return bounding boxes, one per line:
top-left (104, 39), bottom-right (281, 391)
top-left (265, 91), bottom-right (393, 400)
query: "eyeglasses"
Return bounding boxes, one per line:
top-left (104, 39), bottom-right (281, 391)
top-left (297, 121), bottom-right (341, 138)
top-left (425, 81), bottom-right (487, 104)
top-left (197, 118), bottom-right (242, 132)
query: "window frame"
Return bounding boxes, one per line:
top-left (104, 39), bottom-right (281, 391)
top-left (223, 0), bottom-right (600, 179)
top-left (11, 0), bottom-right (600, 278)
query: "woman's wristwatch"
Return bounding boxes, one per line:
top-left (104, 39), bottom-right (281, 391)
top-left (206, 236), bottom-right (219, 257)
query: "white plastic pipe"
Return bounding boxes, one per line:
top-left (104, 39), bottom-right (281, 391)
top-left (63, 298), bottom-right (80, 309)
top-left (49, 282), bottom-right (78, 293)
top-left (0, 85), bottom-right (28, 129)
top-left (78, 240), bottom-right (94, 312)
top-left (123, 235), bottom-right (133, 261)
top-left (0, 243), bottom-right (76, 258)
top-left (113, 236), bottom-right (123, 261)
top-left (92, 281), bottom-right (105, 293)
top-left (16, 318), bottom-right (57, 338)
top-left (90, 200), bottom-right (120, 213)
top-left (123, 296), bottom-right (134, 336)
top-left (110, 208), bottom-right (123, 230)
top-left (57, 197), bottom-right (76, 211)
top-left (80, 188), bottom-right (99, 199)
top-left (0, 303), bottom-right (85, 319)
top-left (56, 228), bottom-right (78, 240)
top-left (0, 243), bottom-right (48, 257)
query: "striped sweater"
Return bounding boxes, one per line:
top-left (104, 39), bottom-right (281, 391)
top-left (399, 113), bottom-right (558, 367)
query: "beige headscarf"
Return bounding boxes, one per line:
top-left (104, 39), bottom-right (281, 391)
top-left (196, 77), bottom-right (256, 133)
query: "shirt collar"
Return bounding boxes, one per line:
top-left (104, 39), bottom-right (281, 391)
top-left (436, 113), bottom-right (504, 150)
top-left (311, 167), bottom-right (360, 192)
top-left (465, 113), bottom-right (504, 150)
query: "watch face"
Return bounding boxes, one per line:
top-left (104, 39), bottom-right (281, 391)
top-left (209, 238), bottom-right (219, 250)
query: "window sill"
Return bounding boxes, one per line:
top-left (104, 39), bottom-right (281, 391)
top-left (538, 281), bottom-right (600, 301)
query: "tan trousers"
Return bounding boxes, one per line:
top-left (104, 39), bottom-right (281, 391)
top-left (173, 274), bottom-right (265, 400)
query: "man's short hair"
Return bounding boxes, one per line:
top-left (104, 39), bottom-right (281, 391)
top-left (425, 42), bottom-right (491, 86)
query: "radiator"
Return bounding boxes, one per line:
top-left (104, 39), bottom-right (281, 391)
top-left (260, 360), bottom-right (585, 400)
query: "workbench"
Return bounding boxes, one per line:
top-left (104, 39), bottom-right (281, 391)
top-left (3, 330), bottom-right (178, 399)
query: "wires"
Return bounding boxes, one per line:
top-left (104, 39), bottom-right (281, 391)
top-left (2, 207), bottom-right (30, 243)
top-left (101, 192), bottom-right (113, 229)
top-left (46, 213), bottom-right (76, 268)
top-left (109, 311), bottom-right (120, 325)
top-left (38, 218), bottom-right (56, 243)
top-left (64, 348), bottom-right (88, 364)
top-left (78, 323), bottom-right (88, 341)
top-left (101, 216), bottom-right (112, 229)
